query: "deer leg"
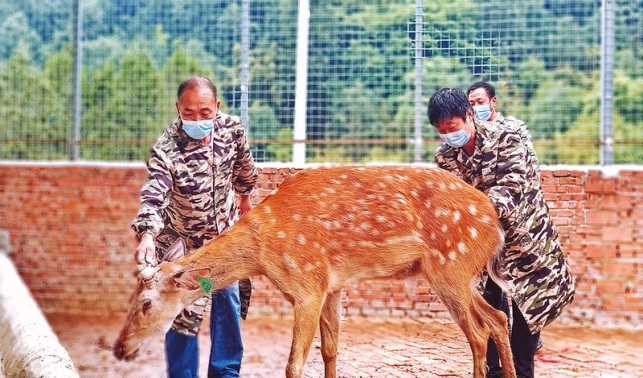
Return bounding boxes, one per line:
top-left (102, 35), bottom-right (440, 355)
top-left (286, 296), bottom-right (325, 378)
top-left (485, 301), bottom-right (517, 378)
top-left (319, 290), bottom-right (342, 378)
top-left (431, 283), bottom-right (492, 378)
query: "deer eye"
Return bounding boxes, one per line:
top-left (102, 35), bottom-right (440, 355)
top-left (142, 299), bottom-right (152, 312)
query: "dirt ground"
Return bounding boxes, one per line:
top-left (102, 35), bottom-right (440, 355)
top-left (47, 313), bottom-right (643, 378)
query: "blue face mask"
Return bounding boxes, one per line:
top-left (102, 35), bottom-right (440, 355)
top-left (473, 104), bottom-right (492, 121)
top-left (181, 118), bottom-right (215, 140)
top-left (439, 127), bottom-right (470, 148)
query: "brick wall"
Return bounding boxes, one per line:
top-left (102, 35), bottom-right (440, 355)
top-left (0, 163), bottom-right (641, 326)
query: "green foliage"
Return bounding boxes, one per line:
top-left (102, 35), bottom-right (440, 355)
top-left (0, 0), bottom-right (642, 163)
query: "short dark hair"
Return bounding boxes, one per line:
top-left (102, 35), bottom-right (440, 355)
top-left (467, 81), bottom-right (495, 99)
top-left (177, 76), bottom-right (218, 102)
top-left (427, 88), bottom-right (471, 127)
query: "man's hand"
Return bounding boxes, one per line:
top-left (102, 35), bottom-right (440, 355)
top-left (239, 195), bottom-right (253, 216)
top-left (135, 233), bottom-right (157, 266)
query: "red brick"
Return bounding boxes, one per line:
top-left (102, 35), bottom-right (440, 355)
top-left (602, 195), bottom-right (634, 210)
top-left (585, 177), bottom-right (617, 193)
top-left (603, 261), bottom-right (636, 276)
top-left (624, 296), bottom-right (642, 304)
top-left (596, 280), bottom-right (624, 294)
top-left (602, 227), bottom-right (633, 242)
top-left (553, 170), bottom-right (571, 177)
top-left (586, 244), bottom-right (617, 259)
top-left (586, 211), bottom-right (619, 225)
top-left (603, 296), bottom-right (621, 311)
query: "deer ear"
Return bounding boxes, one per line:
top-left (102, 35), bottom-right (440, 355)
top-left (163, 238), bottom-right (187, 263)
top-left (172, 268), bottom-right (212, 291)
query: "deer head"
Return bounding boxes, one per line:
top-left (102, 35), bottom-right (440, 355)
top-left (113, 238), bottom-right (211, 361)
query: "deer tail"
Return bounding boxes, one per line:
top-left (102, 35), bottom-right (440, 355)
top-left (485, 225), bottom-right (514, 295)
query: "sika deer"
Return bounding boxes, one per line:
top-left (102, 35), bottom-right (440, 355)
top-left (114, 165), bottom-right (516, 378)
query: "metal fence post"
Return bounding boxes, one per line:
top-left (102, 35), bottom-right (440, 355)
top-left (600, 0), bottom-right (615, 166)
top-left (241, 0), bottom-right (250, 132)
top-left (70, 0), bottom-right (82, 160)
top-left (414, 0), bottom-right (423, 163)
top-left (293, 0), bottom-right (310, 165)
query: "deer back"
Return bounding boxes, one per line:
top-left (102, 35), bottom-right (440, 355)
top-left (242, 166), bottom-right (503, 293)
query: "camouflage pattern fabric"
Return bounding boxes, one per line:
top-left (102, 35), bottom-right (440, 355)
top-left (435, 118), bottom-right (575, 334)
top-left (132, 111), bottom-right (258, 336)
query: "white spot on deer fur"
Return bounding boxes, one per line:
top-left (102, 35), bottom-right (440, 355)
top-left (378, 182), bottom-right (386, 189)
top-left (417, 221), bottom-right (424, 229)
top-left (469, 205), bottom-right (477, 215)
top-left (293, 214), bottom-right (301, 221)
top-left (376, 215), bottom-right (387, 223)
top-left (340, 174), bottom-right (348, 179)
top-left (297, 235), bottom-right (306, 245)
top-left (449, 183), bottom-right (457, 190)
top-left (358, 240), bottom-right (377, 248)
top-left (449, 251), bottom-right (457, 260)
top-left (323, 220), bottom-right (332, 230)
top-left (439, 182), bottom-right (447, 190)
top-left (333, 220), bottom-right (341, 229)
top-left (384, 175), bottom-right (393, 179)
top-left (441, 224), bottom-right (448, 233)
top-left (458, 242), bottom-right (466, 254)
top-left (425, 200), bottom-right (431, 208)
top-left (331, 179), bottom-right (341, 184)
top-left (481, 216), bottom-right (491, 224)
top-left (453, 211), bottom-right (461, 222)
top-left (325, 188), bottom-right (336, 194)
top-left (277, 231), bottom-right (286, 238)
top-left (264, 206), bottom-right (271, 214)
top-left (446, 239), bottom-right (451, 247)
top-left (358, 167), bottom-right (365, 170)
top-left (385, 232), bottom-right (423, 245)
top-left (438, 254), bottom-right (446, 265)
top-left (430, 232), bottom-right (437, 240)
top-left (411, 191), bottom-right (418, 197)
top-left (469, 227), bottom-right (478, 238)
top-left (284, 254), bottom-right (298, 270)
top-left (270, 218), bottom-right (276, 224)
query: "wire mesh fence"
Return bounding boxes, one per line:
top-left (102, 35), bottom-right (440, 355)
top-left (0, 0), bottom-right (641, 164)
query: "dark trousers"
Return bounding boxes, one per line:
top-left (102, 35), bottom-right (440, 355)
top-left (483, 279), bottom-right (540, 378)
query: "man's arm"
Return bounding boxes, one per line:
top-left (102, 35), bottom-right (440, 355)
top-left (132, 144), bottom-right (174, 265)
top-left (487, 128), bottom-right (528, 229)
top-left (232, 126), bottom-right (258, 197)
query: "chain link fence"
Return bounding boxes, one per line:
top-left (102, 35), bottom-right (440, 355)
top-left (0, 0), bottom-right (641, 164)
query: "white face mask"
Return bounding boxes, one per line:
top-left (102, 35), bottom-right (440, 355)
top-left (181, 118), bottom-right (215, 139)
top-left (439, 128), bottom-right (470, 148)
top-left (473, 104), bottom-right (492, 121)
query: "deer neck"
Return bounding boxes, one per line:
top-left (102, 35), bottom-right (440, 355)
top-left (170, 220), bottom-right (260, 290)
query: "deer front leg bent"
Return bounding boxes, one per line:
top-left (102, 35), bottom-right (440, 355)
top-left (286, 297), bottom-right (325, 378)
top-left (319, 290), bottom-right (342, 378)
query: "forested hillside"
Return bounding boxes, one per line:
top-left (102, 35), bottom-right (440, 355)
top-left (0, 0), bottom-right (641, 163)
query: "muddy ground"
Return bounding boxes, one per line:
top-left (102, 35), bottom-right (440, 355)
top-left (47, 313), bottom-right (643, 378)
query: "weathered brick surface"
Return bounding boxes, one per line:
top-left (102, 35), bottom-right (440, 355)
top-left (0, 164), bottom-right (642, 326)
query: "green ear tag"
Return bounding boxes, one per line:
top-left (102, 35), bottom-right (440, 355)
top-left (196, 276), bottom-right (213, 294)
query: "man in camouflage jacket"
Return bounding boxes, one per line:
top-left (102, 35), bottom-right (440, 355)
top-left (132, 76), bottom-right (257, 378)
top-left (428, 88), bottom-right (574, 378)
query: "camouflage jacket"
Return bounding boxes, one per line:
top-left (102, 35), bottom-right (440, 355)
top-left (132, 111), bottom-right (258, 251)
top-left (435, 118), bottom-right (574, 334)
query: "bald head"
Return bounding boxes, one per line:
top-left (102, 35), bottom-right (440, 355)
top-left (177, 76), bottom-right (217, 103)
